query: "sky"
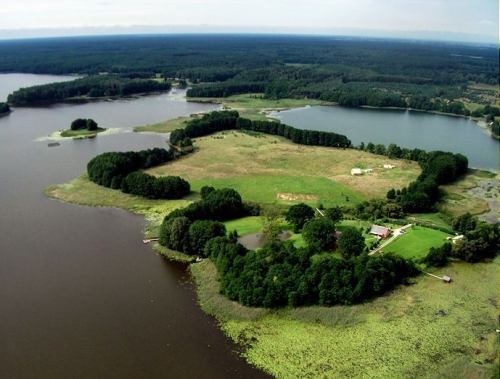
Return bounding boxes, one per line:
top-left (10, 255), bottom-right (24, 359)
top-left (0, 0), bottom-right (498, 43)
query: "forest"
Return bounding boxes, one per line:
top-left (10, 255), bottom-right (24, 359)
top-left (1, 35), bottom-right (497, 114)
top-left (86, 148), bottom-right (190, 199)
top-left (7, 75), bottom-right (171, 105)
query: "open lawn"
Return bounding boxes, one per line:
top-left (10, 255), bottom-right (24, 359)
top-left (223, 216), bottom-right (263, 236)
top-left (383, 225), bottom-right (454, 259)
top-left (147, 131), bottom-right (421, 202)
top-left (191, 258), bottom-right (499, 379)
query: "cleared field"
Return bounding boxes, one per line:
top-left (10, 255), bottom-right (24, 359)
top-left (191, 258), bottom-right (499, 379)
top-left (382, 225), bottom-right (453, 259)
top-left (147, 131), bottom-right (421, 201)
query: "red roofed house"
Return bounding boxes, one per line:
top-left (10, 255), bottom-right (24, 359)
top-left (369, 225), bottom-right (391, 238)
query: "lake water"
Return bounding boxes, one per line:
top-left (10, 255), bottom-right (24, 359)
top-left (0, 75), bottom-right (272, 379)
top-left (271, 106), bottom-right (499, 172)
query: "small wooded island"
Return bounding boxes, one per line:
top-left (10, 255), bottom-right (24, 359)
top-left (60, 118), bottom-right (105, 139)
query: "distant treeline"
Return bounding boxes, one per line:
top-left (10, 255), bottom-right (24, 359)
top-left (170, 110), bottom-right (352, 148)
top-left (0, 35), bottom-right (497, 112)
top-left (7, 75), bottom-right (171, 105)
top-left (87, 148), bottom-right (190, 199)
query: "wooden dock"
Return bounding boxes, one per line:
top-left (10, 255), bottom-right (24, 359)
top-left (424, 272), bottom-right (452, 282)
top-left (143, 238), bottom-right (159, 244)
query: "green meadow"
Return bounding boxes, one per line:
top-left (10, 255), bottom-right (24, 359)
top-left (383, 226), bottom-right (454, 259)
top-left (189, 175), bottom-right (365, 208)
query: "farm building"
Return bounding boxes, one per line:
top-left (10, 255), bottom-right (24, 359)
top-left (369, 225), bottom-right (391, 238)
top-left (351, 168), bottom-right (362, 176)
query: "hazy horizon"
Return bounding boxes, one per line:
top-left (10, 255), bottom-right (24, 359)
top-left (1, 0), bottom-right (497, 44)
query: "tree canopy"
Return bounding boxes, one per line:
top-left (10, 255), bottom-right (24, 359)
top-left (337, 227), bottom-right (366, 260)
top-left (285, 203), bottom-right (315, 233)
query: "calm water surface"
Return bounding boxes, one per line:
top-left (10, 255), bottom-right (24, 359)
top-left (272, 106), bottom-right (499, 172)
top-left (0, 75), bottom-right (271, 379)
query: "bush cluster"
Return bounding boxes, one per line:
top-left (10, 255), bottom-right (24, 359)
top-left (87, 148), bottom-right (189, 199)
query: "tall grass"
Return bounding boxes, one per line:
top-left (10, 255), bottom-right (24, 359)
top-left (191, 258), bottom-right (498, 379)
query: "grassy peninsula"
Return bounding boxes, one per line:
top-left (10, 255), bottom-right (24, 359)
top-left (46, 108), bottom-right (499, 378)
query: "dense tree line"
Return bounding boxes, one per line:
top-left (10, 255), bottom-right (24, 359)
top-left (1, 35), bottom-right (496, 112)
top-left (0, 102), bottom-right (10, 115)
top-left (170, 110), bottom-right (352, 148)
top-left (7, 75), bottom-right (171, 105)
top-left (235, 117), bottom-right (352, 147)
top-left (170, 110), bottom-right (240, 143)
top-left (204, 238), bottom-right (418, 308)
top-left (86, 148), bottom-right (189, 199)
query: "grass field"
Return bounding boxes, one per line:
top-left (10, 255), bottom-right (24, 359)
top-left (383, 225), bottom-right (454, 259)
top-left (191, 258), bottom-right (499, 379)
top-left (147, 131), bottom-right (421, 201)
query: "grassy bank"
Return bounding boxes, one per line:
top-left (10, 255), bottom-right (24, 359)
top-left (134, 116), bottom-right (196, 133)
top-left (44, 172), bottom-right (191, 239)
top-left (190, 258), bottom-right (498, 379)
top-left (60, 127), bottom-right (106, 138)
